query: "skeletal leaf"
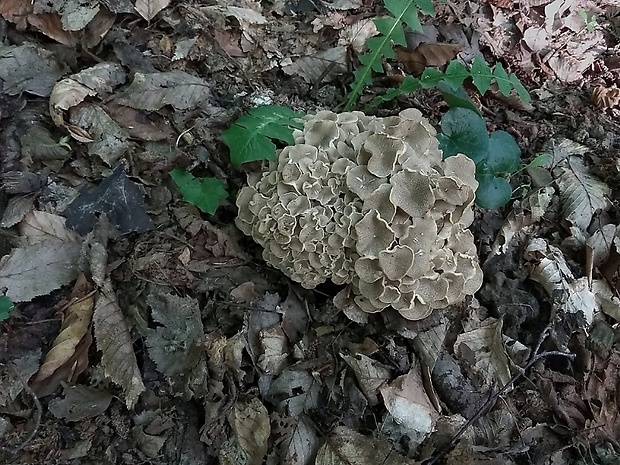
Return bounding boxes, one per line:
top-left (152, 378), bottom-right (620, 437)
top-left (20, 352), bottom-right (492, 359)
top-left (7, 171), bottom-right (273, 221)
top-left (554, 156), bottom-right (610, 231)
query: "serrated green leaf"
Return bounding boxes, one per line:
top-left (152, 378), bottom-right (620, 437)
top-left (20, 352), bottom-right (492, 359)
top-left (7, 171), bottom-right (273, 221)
top-left (420, 67), bottom-right (445, 88)
top-left (438, 82), bottom-right (480, 114)
top-left (493, 62), bottom-right (511, 96)
top-left (364, 75), bottom-right (422, 111)
top-left (344, 0), bottom-right (432, 110)
top-left (0, 296), bottom-right (14, 322)
top-left (439, 107), bottom-right (489, 162)
top-left (170, 168), bottom-right (228, 215)
top-left (222, 105), bottom-right (304, 167)
top-left (471, 55), bottom-right (493, 95)
top-left (414, 0), bottom-right (435, 16)
top-left (443, 60), bottom-right (469, 89)
top-left (483, 130), bottom-right (521, 174)
top-left (476, 175), bottom-right (512, 209)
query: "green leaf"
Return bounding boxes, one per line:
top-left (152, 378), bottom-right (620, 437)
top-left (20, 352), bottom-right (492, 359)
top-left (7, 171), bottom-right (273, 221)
top-left (509, 74), bottom-right (531, 103)
top-left (170, 168), bottom-right (228, 215)
top-left (443, 60), bottom-right (469, 89)
top-left (222, 105), bottom-right (304, 167)
top-left (364, 76), bottom-right (422, 111)
top-left (471, 55), bottom-right (493, 95)
top-left (493, 62), bottom-right (511, 97)
top-left (420, 67), bottom-right (446, 88)
top-left (476, 175), bottom-right (512, 209)
top-left (344, 0), bottom-right (434, 110)
top-left (437, 82), bottom-right (480, 114)
top-left (483, 130), bottom-right (521, 174)
top-left (438, 107), bottom-right (489, 162)
top-left (528, 153), bottom-right (551, 168)
top-left (0, 296), bottom-right (13, 322)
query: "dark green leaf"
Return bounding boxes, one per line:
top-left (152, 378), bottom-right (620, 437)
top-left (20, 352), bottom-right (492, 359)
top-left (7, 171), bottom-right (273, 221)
top-left (413, 0), bottom-right (435, 16)
top-left (476, 175), bottom-right (512, 209)
top-left (439, 107), bottom-right (489, 162)
top-left (222, 105), bottom-right (304, 167)
top-left (170, 169), bottom-right (228, 215)
top-left (437, 82), bottom-right (480, 114)
top-left (484, 130), bottom-right (521, 174)
top-left (0, 296), bottom-right (13, 322)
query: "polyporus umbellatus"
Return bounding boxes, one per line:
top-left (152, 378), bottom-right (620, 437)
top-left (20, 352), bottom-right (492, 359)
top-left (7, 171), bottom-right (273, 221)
top-left (236, 109), bottom-right (483, 320)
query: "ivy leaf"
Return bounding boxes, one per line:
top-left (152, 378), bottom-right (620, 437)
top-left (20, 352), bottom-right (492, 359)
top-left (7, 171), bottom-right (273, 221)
top-left (222, 105), bottom-right (304, 167)
top-left (0, 296), bottom-right (13, 321)
top-left (170, 169), bottom-right (228, 215)
top-left (476, 175), bottom-right (512, 209)
top-left (483, 130), bottom-right (521, 174)
top-left (438, 107), bottom-right (489, 162)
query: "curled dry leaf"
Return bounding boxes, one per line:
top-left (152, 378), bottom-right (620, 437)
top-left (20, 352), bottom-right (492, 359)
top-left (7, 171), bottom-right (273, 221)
top-left (31, 274), bottom-right (95, 397)
top-left (93, 279), bottom-right (145, 408)
top-left (591, 85), bottom-right (620, 108)
top-left (525, 238), bottom-right (596, 323)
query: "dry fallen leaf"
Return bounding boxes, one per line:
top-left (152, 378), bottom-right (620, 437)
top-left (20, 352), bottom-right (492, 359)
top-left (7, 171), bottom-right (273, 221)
top-left (31, 274), bottom-right (95, 397)
top-left (592, 85), bottom-right (620, 108)
top-left (94, 279), bottom-right (145, 408)
top-left (316, 425), bottom-right (419, 465)
top-left (134, 0), bottom-right (171, 21)
top-left (380, 367), bottom-right (439, 442)
top-left (48, 384), bottom-right (113, 421)
top-left (0, 229), bottom-right (81, 303)
top-left (222, 398), bottom-right (270, 465)
top-left (395, 43), bottom-right (463, 75)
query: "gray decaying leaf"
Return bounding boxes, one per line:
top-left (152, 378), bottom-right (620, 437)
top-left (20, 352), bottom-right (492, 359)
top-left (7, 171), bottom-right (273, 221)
top-left (145, 287), bottom-right (204, 378)
top-left (0, 44), bottom-right (64, 97)
top-left (70, 104), bottom-right (130, 166)
top-left (554, 156), bottom-right (611, 231)
top-left (315, 425), bottom-right (418, 465)
top-left (114, 71), bottom-right (211, 111)
top-left (0, 349), bottom-right (41, 407)
top-left (48, 385), bottom-right (113, 421)
top-left (62, 165), bottom-right (154, 235)
top-left (0, 239), bottom-right (80, 302)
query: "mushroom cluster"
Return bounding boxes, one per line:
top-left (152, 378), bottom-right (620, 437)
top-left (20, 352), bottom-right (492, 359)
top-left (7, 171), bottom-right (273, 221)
top-left (236, 109), bottom-right (483, 320)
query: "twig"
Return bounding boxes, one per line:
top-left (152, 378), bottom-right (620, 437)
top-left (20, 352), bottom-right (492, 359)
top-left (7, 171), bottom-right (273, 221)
top-left (0, 367), bottom-right (42, 455)
top-left (424, 349), bottom-right (575, 465)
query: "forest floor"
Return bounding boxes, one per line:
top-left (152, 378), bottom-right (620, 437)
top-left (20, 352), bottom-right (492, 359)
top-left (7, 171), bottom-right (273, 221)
top-left (1, 0), bottom-right (620, 464)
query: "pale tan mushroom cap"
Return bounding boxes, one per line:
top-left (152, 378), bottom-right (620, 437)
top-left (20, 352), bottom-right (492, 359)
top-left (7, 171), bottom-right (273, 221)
top-left (236, 109), bottom-right (482, 320)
